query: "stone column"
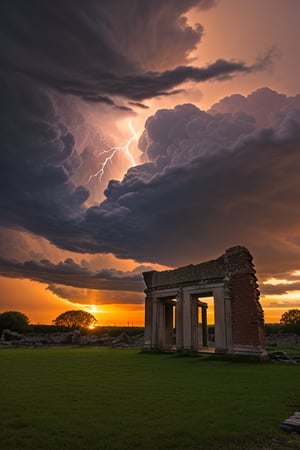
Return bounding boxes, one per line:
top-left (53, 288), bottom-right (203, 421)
top-left (182, 290), bottom-right (192, 350)
top-left (176, 289), bottom-right (183, 351)
top-left (191, 299), bottom-right (199, 351)
top-left (157, 299), bottom-right (166, 349)
top-left (165, 303), bottom-right (174, 348)
top-left (201, 305), bottom-right (208, 347)
top-left (151, 295), bottom-right (158, 349)
top-left (224, 278), bottom-right (233, 353)
top-left (214, 286), bottom-right (227, 353)
top-left (144, 291), bottom-right (153, 350)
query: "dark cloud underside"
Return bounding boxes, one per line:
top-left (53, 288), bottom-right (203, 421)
top-left (0, 0), bottom-right (270, 105)
top-left (0, 257), bottom-right (146, 292)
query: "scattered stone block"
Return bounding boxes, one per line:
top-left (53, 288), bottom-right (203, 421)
top-left (281, 412), bottom-right (300, 434)
top-left (268, 351), bottom-right (300, 364)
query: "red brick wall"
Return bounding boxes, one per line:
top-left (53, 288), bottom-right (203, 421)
top-left (231, 273), bottom-right (264, 347)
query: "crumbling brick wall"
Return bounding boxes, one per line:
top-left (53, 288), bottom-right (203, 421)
top-left (225, 247), bottom-right (264, 348)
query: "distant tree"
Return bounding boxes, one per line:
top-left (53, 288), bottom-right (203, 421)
top-left (280, 309), bottom-right (300, 325)
top-left (52, 310), bottom-right (98, 329)
top-left (0, 311), bottom-right (30, 333)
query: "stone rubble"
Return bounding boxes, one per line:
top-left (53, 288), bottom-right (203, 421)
top-left (268, 350), bottom-right (300, 364)
top-left (0, 329), bottom-right (144, 348)
top-left (281, 412), bottom-right (300, 434)
top-left (265, 332), bottom-right (300, 347)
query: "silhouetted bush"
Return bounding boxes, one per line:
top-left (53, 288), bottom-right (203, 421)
top-left (281, 323), bottom-right (300, 336)
top-left (264, 323), bottom-right (284, 334)
top-left (0, 311), bottom-right (30, 333)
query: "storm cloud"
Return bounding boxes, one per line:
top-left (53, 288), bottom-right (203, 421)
top-left (0, 0), bottom-right (269, 242)
top-left (46, 284), bottom-right (144, 305)
top-left (0, 0), bottom-right (270, 106)
top-left (1, 87), bottom-right (300, 285)
top-left (0, 1), bottom-right (298, 297)
top-left (0, 257), bottom-right (147, 292)
top-left (81, 90), bottom-right (300, 276)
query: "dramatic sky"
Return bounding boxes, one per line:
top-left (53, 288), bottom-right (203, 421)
top-left (1, 0), bottom-right (300, 325)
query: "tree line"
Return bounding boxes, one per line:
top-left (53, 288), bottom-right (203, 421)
top-left (0, 309), bottom-right (97, 333)
top-left (0, 309), bottom-right (300, 335)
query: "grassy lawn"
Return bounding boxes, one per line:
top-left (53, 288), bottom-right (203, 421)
top-left (0, 348), bottom-right (299, 449)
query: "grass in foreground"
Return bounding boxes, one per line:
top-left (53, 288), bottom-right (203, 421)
top-left (0, 348), bottom-right (299, 449)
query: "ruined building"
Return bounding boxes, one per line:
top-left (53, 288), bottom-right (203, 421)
top-left (143, 246), bottom-right (265, 355)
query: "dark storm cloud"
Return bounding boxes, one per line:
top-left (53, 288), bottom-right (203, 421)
top-left (209, 87), bottom-right (296, 127)
top-left (0, 72), bottom-right (90, 242)
top-left (75, 89), bottom-right (300, 277)
top-left (76, 55), bottom-right (272, 102)
top-left (261, 282), bottom-right (300, 296)
top-left (0, 0), bottom-right (297, 290)
top-left (46, 284), bottom-right (144, 305)
top-left (0, 257), bottom-right (147, 292)
top-left (0, 0), bottom-right (270, 104)
top-left (128, 102), bottom-right (149, 109)
top-left (0, 0), bottom-right (272, 251)
top-left (1, 76), bottom-right (300, 282)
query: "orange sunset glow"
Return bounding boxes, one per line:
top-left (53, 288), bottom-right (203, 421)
top-left (1, 0), bottom-right (300, 326)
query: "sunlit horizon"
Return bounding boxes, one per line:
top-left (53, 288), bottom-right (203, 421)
top-left (0, 276), bottom-right (296, 327)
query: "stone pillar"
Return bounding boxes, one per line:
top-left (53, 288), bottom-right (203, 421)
top-left (214, 286), bottom-right (227, 353)
top-left (165, 303), bottom-right (174, 348)
top-left (175, 289), bottom-right (183, 350)
top-left (157, 300), bottom-right (166, 349)
top-left (198, 322), bottom-right (203, 347)
top-left (182, 290), bottom-right (192, 350)
top-left (151, 296), bottom-right (158, 349)
top-left (201, 305), bottom-right (208, 347)
top-left (224, 279), bottom-right (233, 353)
top-left (191, 299), bottom-right (199, 351)
top-left (144, 291), bottom-right (153, 350)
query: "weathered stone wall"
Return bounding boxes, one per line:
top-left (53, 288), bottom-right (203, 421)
top-left (143, 255), bottom-right (225, 289)
top-left (143, 246), bottom-right (259, 289)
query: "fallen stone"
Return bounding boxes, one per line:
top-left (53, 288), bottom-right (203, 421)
top-left (281, 412), bottom-right (300, 434)
top-left (0, 329), bottom-right (145, 348)
top-left (268, 351), bottom-right (298, 364)
top-left (1, 329), bottom-right (24, 341)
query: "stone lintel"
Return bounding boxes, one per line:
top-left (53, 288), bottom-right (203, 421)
top-left (143, 246), bottom-right (255, 290)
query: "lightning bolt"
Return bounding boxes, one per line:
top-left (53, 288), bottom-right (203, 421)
top-left (88, 121), bottom-right (139, 184)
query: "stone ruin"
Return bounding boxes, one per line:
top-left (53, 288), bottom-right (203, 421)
top-left (143, 246), bottom-right (265, 356)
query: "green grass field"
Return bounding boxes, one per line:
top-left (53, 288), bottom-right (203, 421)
top-left (0, 348), bottom-right (299, 449)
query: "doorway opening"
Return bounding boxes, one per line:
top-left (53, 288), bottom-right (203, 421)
top-left (196, 292), bottom-right (215, 350)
